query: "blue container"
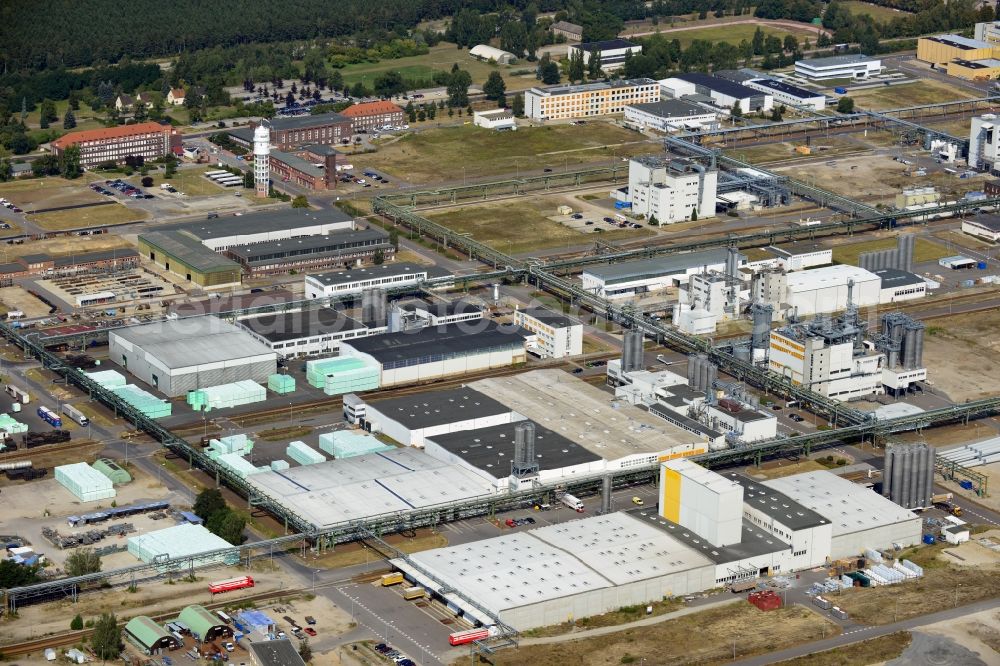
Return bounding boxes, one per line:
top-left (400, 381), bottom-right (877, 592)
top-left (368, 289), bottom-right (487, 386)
top-left (978, 262), bottom-right (988, 269)
top-left (923, 534), bottom-right (936, 545)
top-left (959, 480), bottom-right (975, 490)
top-left (834, 87), bottom-right (847, 94)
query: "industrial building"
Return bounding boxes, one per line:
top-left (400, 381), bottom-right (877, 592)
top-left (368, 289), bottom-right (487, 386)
top-left (793, 54), bottom-right (882, 80)
top-left (551, 20), bottom-right (583, 42)
top-left (622, 155), bottom-right (719, 224)
top-left (513, 306), bottom-right (583, 358)
top-left (469, 44), bottom-right (517, 64)
top-left (128, 523), bottom-right (238, 567)
top-left (338, 321), bottom-right (528, 388)
top-left (659, 73), bottom-right (773, 113)
top-left (124, 617), bottom-right (180, 655)
top-left (50, 121), bottom-right (175, 166)
top-left (251, 112), bottom-right (352, 150)
top-left (393, 512), bottom-right (718, 629)
top-left (162, 208), bottom-right (355, 251)
top-left (424, 420), bottom-right (604, 489)
top-left (109, 316), bottom-right (277, 396)
top-left (753, 264), bottom-right (881, 318)
top-left (763, 472), bottom-right (922, 559)
top-left (248, 639), bottom-right (308, 666)
top-left (225, 227), bottom-right (393, 276)
top-left (137, 230), bottom-right (244, 288)
top-left (946, 58), bottom-right (1000, 80)
top-left (568, 39), bottom-right (642, 72)
top-left (673, 249), bottom-right (745, 335)
top-left (473, 109), bottom-right (518, 131)
top-left (239, 308), bottom-right (377, 357)
top-left (623, 99), bottom-right (718, 132)
top-left (581, 248), bottom-right (741, 299)
top-left (304, 263), bottom-right (450, 299)
top-left (352, 386), bottom-right (518, 447)
top-left (917, 34), bottom-right (1000, 67)
top-left (398, 299), bottom-right (484, 327)
top-left (524, 78), bottom-right (660, 121)
top-left (970, 114), bottom-right (1000, 171)
top-left (470, 370), bottom-right (708, 469)
top-left (340, 100), bottom-right (405, 132)
top-left (961, 215), bottom-right (1000, 242)
top-left (268, 148), bottom-right (337, 191)
top-left (246, 447), bottom-right (496, 528)
top-left (874, 268), bottom-right (927, 304)
top-left (661, 458), bottom-right (743, 547)
top-left (742, 79), bottom-right (826, 111)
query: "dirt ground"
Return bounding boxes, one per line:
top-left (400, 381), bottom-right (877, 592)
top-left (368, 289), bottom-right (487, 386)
top-left (746, 459), bottom-right (829, 480)
top-left (777, 632), bottom-right (912, 666)
top-left (850, 78), bottom-right (978, 111)
top-left (0, 174), bottom-right (103, 210)
top-left (0, 234), bottom-right (133, 260)
top-left (905, 607), bottom-right (1000, 664)
top-left (831, 542), bottom-right (1000, 626)
top-left (305, 528), bottom-right (447, 570)
top-left (939, 528), bottom-right (1000, 568)
top-left (495, 604), bottom-right (840, 665)
top-left (0, 285), bottom-right (55, 318)
top-left (920, 310), bottom-right (1000, 402)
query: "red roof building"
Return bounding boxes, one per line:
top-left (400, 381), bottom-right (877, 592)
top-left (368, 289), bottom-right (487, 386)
top-left (50, 122), bottom-right (174, 166)
top-left (341, 101), bottom-right (405, 132)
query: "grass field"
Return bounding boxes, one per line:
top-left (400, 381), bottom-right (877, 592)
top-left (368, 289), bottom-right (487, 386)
top-left (352, 123), bottom-right (651, 183)
top-left (128, 166), bottom-right (227, 197)
top-left (0, 175), bottom-right (103, 210)
top-left (23, 98), bottom-right (106, 133)
top-left (776, 632), bottom-right (912, 666)
top-left (502, 604), bottom-right (839, 665)
top-left (666, 23), bottom-right (816, 48)
top-left (339, 43), bottom-right (538, 92)
top-left (851, 79), bottom-right (977, 111)
top-left (840, 0), bottom-right (910, 22)
top-left (425, 197), bottom-right (652, 254)
top-left (28, 203), bottom-right (148, 231)
top-left (830, 235), bottom-right (950, 265)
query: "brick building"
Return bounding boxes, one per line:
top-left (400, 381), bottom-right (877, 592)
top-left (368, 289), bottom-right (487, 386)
top-left (50, 122), bottom-right (175, 167)
top-left (341, 101), bottom-right (406, 132)
top-left (254, 113), bottom-right (352, 150)
top-left (269, 147), bottom-right (337, 191)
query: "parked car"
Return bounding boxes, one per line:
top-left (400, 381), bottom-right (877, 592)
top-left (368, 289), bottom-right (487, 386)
top-left (632, 496), bottom-right (644, 506)
top-left (304, 627), bottom-right (317, 636)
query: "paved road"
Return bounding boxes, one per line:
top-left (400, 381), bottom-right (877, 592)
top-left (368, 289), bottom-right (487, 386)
top-left (733, 597), bottom-right (1000, 665)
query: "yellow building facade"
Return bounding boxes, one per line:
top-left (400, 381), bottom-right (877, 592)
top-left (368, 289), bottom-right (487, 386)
top-left (917, 35), bottom-right (999, 66)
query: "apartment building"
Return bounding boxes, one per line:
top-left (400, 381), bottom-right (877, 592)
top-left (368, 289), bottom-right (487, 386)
top-left (524, 78), bottom-right (659, 120)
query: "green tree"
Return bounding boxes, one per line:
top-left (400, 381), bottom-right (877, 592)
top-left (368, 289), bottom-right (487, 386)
top-left (243, 170), bottom-right (254, 189)
top-left (690, 209), bottom-right (698, 221)
top-left (836, 96), bottom-right (855, 113)
top-left (389, 228), bottom-right (399, 249)
top-left (60, 145), bottom-right (83, 179)
top-left (193, 488), bottom-right (226, 522)
top-left (373, 70), bottom-right (405, 98)
top-left (299, 638), bottom-right (313, 662)
top-left (731, 101), bottom-right (743, 119)
top-left (373, 248), bottom-right (385, 265)
top-left (70, 614), bottom-right (84, 631)
top-left (783, 35), bottom-right (799, 53)
top-left (164, 157), bottom-right (177, 178)
top-left (751, 26), bottom-right (765, 55)
top-left (91, 612), bottom-right (121, 659)
top-left (512, 93), bottom-right (524, 118)
top-left (291, 195), bottom-right (310, 208)
top-left (447, 68), bottom-right (472, 107)
top-left (39, 99), bottom-right (58, 126)
top-left (68, 91), bottom-right (81, 111)
top-left (0, 559), bottom-right (40, 587)
top-left (540, 60), bottom-right (560, 85)
top-left (134, 101), bottom-right (148, 122)
top-left (0, 159), bottom-right (12, 183)
top-left (568, 49), bottom-right (585, 82)
top-left (215, 512), bottom-right (246, 545)
top-left (587, 50), bottom-right (603, 78)
top-left (499, 21), bottom-right (528, 56)
top-left (483, 71), bottom-right (506, 101)
top-left (417, 109), bottom-right (426, 121)
top-left (350, 82), bottom-right (368, 98)
top-left (65, 548), bottom-right (102, 577)
top-left (63, 109), bottom-right (77, 129)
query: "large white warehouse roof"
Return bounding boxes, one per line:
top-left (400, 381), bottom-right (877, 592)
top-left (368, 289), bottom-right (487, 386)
top-left (785, 265), bottom-right (879, 292)
top-left (110, 317), bottom-right (275, 370)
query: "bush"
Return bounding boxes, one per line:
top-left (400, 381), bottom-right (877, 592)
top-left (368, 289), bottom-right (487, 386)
top-left (70, 614), bottom-right (83, 630)
top-left (141, 176), bottom-right (154, 188)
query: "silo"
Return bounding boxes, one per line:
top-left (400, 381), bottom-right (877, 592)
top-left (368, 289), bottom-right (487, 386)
top-left (859, 252), bottom-right (872, 271)
top-left (898, 447), bottom-right (912, 509)
top-left (899, 234), bottom-right (915, 272)
top-left (726, 247), bottom-right (740, 279)
top-left (751, 303), bottom-right (773, 351)
top-left (903, 325), bottom-right (918, 370)
top-left (913, 326), bottom-right (925, 367)
top-left (916, 443), bottom-right (931, 508)
top-left (891, 446), bottom-right (905, 508)
top-left (882, 447), bottom-right (895, 500)
top-left (705, 362), bottom-right (718, 391)
top-left (687, 354), bottom-right (700, 388)
top-left (629, 330), bottom-right (645, 371)
top-left (734, 344), bottom-right (751, 362)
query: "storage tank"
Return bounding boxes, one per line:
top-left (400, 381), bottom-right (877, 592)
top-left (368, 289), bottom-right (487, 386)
top-left (884, 443), bottom-right (934, 509)
top-left (750, 303), bottom-right (773, 351)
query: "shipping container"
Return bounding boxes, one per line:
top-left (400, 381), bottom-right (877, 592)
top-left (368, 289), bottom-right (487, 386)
top-left (5, 384), bottom-right (29, 403)
top-left (812, 596), bottom-right (832, 610)
top-left (403, 586), bottom-right (426, 600)
top-left (61, 404), bottom-right (89, 427)
top-left (209, 576), bottom-right (255, 595)
top-left (449, 628), bottom-right (490, 646)
top-left (380, 572), bottom-right (404, 586)
top-left (36, 406), bottom-right (62, 428)
top-left (560, 493), bottom-right (585, 512)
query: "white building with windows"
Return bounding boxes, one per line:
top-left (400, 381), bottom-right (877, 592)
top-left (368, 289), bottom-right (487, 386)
top-left (473, 109), bottom-right (517, 131)
top-left (660, 73), bottom-right (772, 113)
top-left (624, 99), bottom-right (718, 132)
top-left (239, 308), bottom-right (383, 358)
top-left (794, 54), bottom-right (883, 80)
top-left (304, 263), bottom-right (451, 299)
top-left (513, 306), bottom-right (583, 358)
top-left (625, 155), bottom-right (718, 224)
top-left (742, 79), bottom-right (826, 111)
top-left (568, 39), bottom-right (642, 72)
top-left (768, 327), bottom-right (885, 401)
top-left (582, 248), bottom-right (738, 299)
top-left (524, 79), bottom-right (659, 121)
top-left (970, 114), bottom-right (1000, 171)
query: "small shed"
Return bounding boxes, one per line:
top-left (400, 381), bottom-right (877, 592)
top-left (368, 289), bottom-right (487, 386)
top-left (93, 458), bottom-right (132, 485)
top-left (178, 510), bottom-right (204, 525)
top-left (178, 604), bottom-right (231, 642)
top-left (943, 524), bottom-right (970, 545)
top-left (124, 616), bottom-right (181, 655)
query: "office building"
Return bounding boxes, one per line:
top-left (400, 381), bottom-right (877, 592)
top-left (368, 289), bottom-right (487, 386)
top-left (794, 54), bottom-right (883, 80)
top-left (568, 39), bottom-right (642, 72)
top-left (341, 101), bottom-right (405, 132)
top-left (239, 308), bottom-right (378, 357)
top-left (50, 122), bottom-right (174, 166)
top-left (304, 263), bottom-right (449, 299)
top-left (513, 306), bottom-right (583, 358)
top-left (524, 78), bottom-right (660, 121)
top-left (623, 99), bottom-right (718, 132)
top-left (970, 114), bottom-right (1000, 171)
top-left (743, 79), bottom-right (826, 111)
top-left (625, 155), bottom-right (718, 224)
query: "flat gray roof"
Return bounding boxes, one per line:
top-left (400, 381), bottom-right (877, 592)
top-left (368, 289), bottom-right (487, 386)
top-left (269, 112), bottom-right (350, 131)
top-left (798, 54), bottom-right (879, 68)
top-left (874, 268), bottom-right (926, 289)
top-left (111, 316), bottom-right (275, 368)
top-left (138, 231), bottom-right (242, 274)
top-left (425, 420), bottom-right (601, 476)
top-left (628, 99), bottom-right (714, 118)
top-left (345, 321), bottom-right (526, 365)
top-left (366, 386), bottom-right (511, 430)
top-left (725, 474), bottom-right (829, 530)
top-left (226, 227), bottom-right (388, 263)
top-left (629, 508), bottom-right (790, 563)
top-left (163, 207), bottom-right (353, 240)
top-left (583, 248), bottom-right (737, 285)
top-left (270, 149), bottom-right (324, 177)
top-left (534, 78), bottom-right (657, 96)
top-left (519, 306), bottom-right (580, 328)
top-left (248, 640), bottom-right (306, 666)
